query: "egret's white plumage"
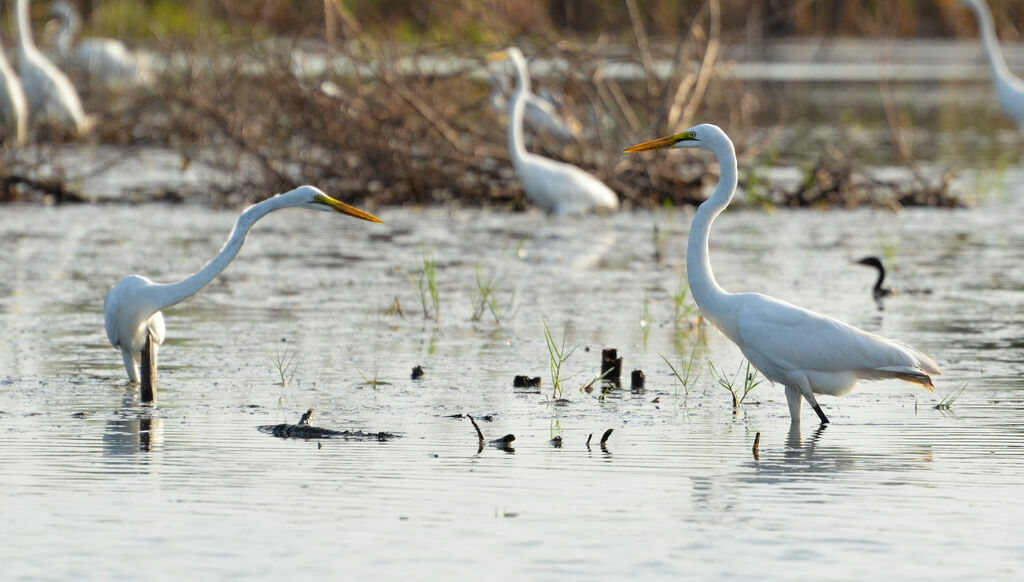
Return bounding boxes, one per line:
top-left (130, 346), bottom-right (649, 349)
top-left (103, 186), bottom-right (381, 398)
top-left (14, 0), bottom-right (88, 134)
top-left (488, 72), bottom-right (578, 142)
top-left (625, 125), bottom-right (940, 425)
top-left (962, 0), bottom-right (1024, 128)
top-left (49, 0), bottom-right (153, 88)
top-left (0, 37), bottom-right (28, 146)
top-left (488, 47), bottom-right (618, 216)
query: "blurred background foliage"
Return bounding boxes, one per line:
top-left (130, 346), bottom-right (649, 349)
top-left (47, 0), bottom-right (1024, 44)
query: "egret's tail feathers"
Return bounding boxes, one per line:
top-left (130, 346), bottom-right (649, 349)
top-left (873, 366), bottom-right (935, 391)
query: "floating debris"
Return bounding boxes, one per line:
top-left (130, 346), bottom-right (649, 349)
top-left (513, 375), bottom-right (541, 387)
top-left (258, 409), bottom-right (398, 441)
top-left (489, 434), bottom-right (516, 448)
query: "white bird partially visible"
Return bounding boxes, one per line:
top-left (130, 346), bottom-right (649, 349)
top-left (13, 0), bottom-right (88, 135)
top-left (103, 186), bottom-right (381, 403)
top-left (961, 0), bottom-right (1024, 128)
top-left (488, 72), bottom-right (578, 142)
top-left (0, 36), bottom-right (28, 146)
top-left (487, 47), bottom-right (618, 216)
top-left (48, 0), bottom-right (153, 89)
top-left (625, 125), bottom-right (940, 425)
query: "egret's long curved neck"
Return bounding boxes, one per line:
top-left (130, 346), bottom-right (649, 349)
top-left (970, 1), bottom-right (1014, 81)
top-left (53, 6), bottom-right (81, 57)
top-left (687, 137), bottom-right (738, 321)
top-left (15, 0), bottom-right (35, 52)
top-left (506, 55), bottom-right (531, 165)
top-left (150, 197), bottom-right (286, 311)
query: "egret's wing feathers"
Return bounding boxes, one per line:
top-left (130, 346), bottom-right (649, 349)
top-left (734, 293), bottom-right (938, 382)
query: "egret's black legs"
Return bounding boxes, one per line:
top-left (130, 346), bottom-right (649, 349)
top-left (140, 332), bottom-right (156, 404)
top-left (813, 403), bottom-right (830, 425)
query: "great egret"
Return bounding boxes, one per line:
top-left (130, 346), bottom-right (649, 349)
top-left (48, 0), bottom-right (154, 89)
top-left (961, 0), bottom-right (1024, 128)
top-left (13, 0), bottom-right (88, 135)
top-left (0, 37), bottom-right (27, 146)
top-left (488, 72), bottom-right (578, 142)
top-left (486, 47), bottom-right (618, 216)
top-left (103, 186), bottom-right (381, 403)
top-left (852, 256), bottom-right (932, 301)
top-left (624, 125), bottom-right (941, 425)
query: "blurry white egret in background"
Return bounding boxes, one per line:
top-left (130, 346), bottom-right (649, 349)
top-left (103, 186), bottom-right (381, 403)
top-left (488, 72), bottom-right (578, 142)
top-left (487, 47), bottom-right (618, 216)
top-left (625, 125), bottom-right (940, 425)
top-left (961, 0), bottom-right (1024, 128)
top-left (0, 37), bottom-right (28, 146)
top-left (13, 0), bottom-right (88, 135)
top-left (48, 0), bottom-right (154, 89)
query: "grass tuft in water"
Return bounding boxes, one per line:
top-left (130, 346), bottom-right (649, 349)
top-left (935, 383), bottom-right (968, 411)
top-left (408, 247), bottom-right (440, 321)
top-left (269, 340), bottom-right (297, 387)
top-left (542, 320), bottom-right (577, 401)
top-left (708, 360), bottom-right (763, 410)
top-left (472, 266), bottom-right (504, 324)
top-left (672, 274), bottom-right (698, 327)
top-left (661, 344), bottom-right (701, 397)
top-left (358, 368), bottom-right (391, 388)
top-left (639, 293), bottom-right (651, 350)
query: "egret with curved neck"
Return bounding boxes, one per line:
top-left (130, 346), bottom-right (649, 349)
top-left (625, 125), bottom-right (941, 425)
top-left (962, 0), bottom-right (1024, 128)
top-left (49, 0), bottom-right (153, 88)
top-left (14, 0), bottom-right (88, 135)
top-left (486, 47), bottom-right (617, 216)
top-left (103, 186), bottom-right (381, 403)
top-left (0, 38), bottom-right (27, 146)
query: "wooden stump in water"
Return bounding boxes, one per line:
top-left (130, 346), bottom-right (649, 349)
top-left (601, 348), bottom-right (622, 385)
top-left (513, 375), bottom-right (541, 387)
top-left (631, 369), bottom-right (645, 390)
top-left (140, 332), bottom-right (156, 404)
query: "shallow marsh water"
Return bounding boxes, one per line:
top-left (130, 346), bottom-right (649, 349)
top-left (3, 176), bottom-right (1024, 579)
top-left (4, 40), bottom-right (1024, 578)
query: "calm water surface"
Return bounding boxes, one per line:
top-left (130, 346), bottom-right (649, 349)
top-left (3, 181), bottom-right (1024, 579)
top-left (4, 41), bottom-right (1024, 580)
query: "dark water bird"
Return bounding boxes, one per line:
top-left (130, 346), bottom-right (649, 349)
top-left (104, 186), bottom-right (381, 403)
top-left (851, 256), bottom-right (932, 301)
top-left (852, 256), bottom-right (894, 300)
top-left (624, 125), bottom-right (941, 426)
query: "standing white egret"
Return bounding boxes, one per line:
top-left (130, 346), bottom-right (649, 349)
top-left (486, 47), bottom-right (618, 216)
top-left (49, 0), bottom-right (153, 89)
top-left (0, 37), bottom-right (28, 146)
top-left (625, 125), bottom-right (940, 425)
top-left (103, 186), bottom-right (381, 403)
top-left (13, 0), bottom-right (88, 135)
top-left (961, 0), bottom-right (1024, 128)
